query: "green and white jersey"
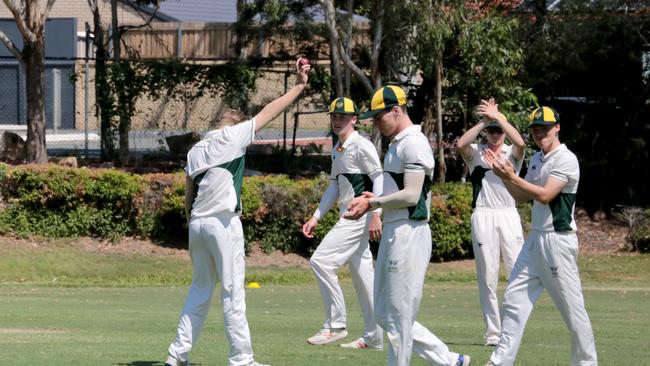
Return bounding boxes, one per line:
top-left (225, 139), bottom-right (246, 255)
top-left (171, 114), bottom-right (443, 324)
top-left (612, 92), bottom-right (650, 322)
top-left (525, 144), bottom-right (579, 232)
top-left (382, 125), bottom-right (434, 223)
top-left (464, 143), bottom-right (523, 209)
top-left (185, 118), bottom-right (256, 218)
top-left (331, 131), bottom-right (382, 216)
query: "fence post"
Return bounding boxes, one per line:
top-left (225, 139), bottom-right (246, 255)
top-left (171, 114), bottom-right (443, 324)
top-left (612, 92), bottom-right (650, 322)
top-left (84, 22), bottom-right (91, 158)
top-left (52, 68), bottom-right (61, 133)
top-left (176, 24), bottom-right (183, 58)
top-left (291, 111), bottom-right (299, 158)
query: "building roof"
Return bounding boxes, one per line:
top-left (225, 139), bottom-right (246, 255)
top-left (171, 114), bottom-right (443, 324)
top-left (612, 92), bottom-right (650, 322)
top-left (158, 0), bottom-right (237, 23)
top-left (152, 0), bottom-right (369, 24)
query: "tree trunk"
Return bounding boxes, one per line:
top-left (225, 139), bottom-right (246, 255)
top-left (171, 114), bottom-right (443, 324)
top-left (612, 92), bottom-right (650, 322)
top-left (435, 56), bottom-right (446, 183)
top-left (343, 0), bottom-right (353, 96)
top-left (321, 0), bottom-right (344, 97)
top-left (111, 0), bottom-right (130, 166)
top-left (23, 37), bottom-right (47, 163)
top-left (92, 10), bottom-right (115, 162)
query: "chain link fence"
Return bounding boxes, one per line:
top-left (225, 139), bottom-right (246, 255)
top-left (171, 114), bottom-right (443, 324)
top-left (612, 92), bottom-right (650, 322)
top-left (0, 57), bottom-right (334, 164)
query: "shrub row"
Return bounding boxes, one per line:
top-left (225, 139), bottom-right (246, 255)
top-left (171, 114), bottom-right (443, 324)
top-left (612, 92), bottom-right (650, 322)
top-left (0, 164), bottom-right (474, 260)
top-left (627, 209), bottom-right (650, 253)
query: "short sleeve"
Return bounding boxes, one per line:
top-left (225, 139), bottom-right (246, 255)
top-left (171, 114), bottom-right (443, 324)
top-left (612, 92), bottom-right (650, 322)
top-left (357, 141), bottom-right (382, 174)
top-left (226, 118), bottom-right (256, 149)
top-left (401, 136), bottom-right (434, 173)
top-left (550, 152), bottom-right (579, 183)
top-left (507, 146), bottom-right (524, 174)
top-left (461, 143), bottom-right (480, 166)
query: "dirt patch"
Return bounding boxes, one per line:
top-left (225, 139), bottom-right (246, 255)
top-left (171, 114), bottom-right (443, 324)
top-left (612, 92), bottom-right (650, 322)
top-left (575, 216), bottom-right (629, 254)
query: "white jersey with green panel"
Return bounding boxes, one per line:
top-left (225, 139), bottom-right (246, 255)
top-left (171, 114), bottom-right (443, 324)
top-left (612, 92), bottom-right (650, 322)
top-left (331, 131), bottom-right (382, 217)
top-left (464, 143), bottom-right (523, 209)
top-left (525, 144), bottom-right (579, 232)
top-left (185, 119), bottom-right (256, 218)
top-left (382, 125), bottom-right (435, 224)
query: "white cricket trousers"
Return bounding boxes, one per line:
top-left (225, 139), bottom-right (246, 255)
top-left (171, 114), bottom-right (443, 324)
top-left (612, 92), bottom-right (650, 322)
top-left (471, 207), bottom-right (524, 341)
top-left (310, 215), bottom-right (382, 346)
top-left (168, 214), bottom-right (255, 366)
top-left (375, 219), bottom-right (462, 366)
top-left (489, 231), bottom-right (598, 366)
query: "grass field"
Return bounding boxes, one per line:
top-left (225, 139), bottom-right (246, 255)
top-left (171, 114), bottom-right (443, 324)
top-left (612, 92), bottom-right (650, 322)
top-left (1, 239), bottom-right (649, 365)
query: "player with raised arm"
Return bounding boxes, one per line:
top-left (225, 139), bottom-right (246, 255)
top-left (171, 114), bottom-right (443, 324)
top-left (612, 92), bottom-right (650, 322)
top-left (302, 97), bottom-right (383, 350)
top-left (456, 98), bottom-right (525, 347)
top-left (164, 58), bottom-right (310, 366)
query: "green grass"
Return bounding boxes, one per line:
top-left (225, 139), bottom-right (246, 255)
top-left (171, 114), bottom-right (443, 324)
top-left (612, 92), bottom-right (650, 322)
top-left (1, 239), bottom-right (649, 365)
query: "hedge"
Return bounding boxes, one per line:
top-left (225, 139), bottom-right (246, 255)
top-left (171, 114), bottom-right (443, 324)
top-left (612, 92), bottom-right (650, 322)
top-left (0, 163), bottom-right (474, 261)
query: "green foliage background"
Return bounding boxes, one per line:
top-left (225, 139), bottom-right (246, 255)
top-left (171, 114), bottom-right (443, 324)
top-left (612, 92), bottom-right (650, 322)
top-left (0, 164), bottom-right (474, 261)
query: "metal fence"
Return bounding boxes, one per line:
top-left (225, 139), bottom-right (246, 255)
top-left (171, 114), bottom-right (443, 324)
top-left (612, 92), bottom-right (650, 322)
top-left (0, 57), bottom-right (334, 161)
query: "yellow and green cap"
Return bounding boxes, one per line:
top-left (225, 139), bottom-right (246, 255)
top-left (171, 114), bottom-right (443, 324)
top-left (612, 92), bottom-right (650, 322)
top-left (528, 106), bottom-right (560, 127)
top-left (328, 97), bottom-right (358, 115)
top-left (359, 85), bottom-right (407, 119)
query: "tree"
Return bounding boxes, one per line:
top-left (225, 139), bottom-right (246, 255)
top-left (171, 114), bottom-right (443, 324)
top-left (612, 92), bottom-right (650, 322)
top-left (87, 0), bottom-right (160, 165)
top-left (0, 0), bottom-right (56, 163)
top-left (519, 0), bottom-right (650, 210)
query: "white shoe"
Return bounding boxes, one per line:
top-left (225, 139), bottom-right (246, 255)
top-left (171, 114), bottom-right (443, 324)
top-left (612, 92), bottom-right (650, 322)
top-left (485, 336), bottom-right (500, 346)
top-left (455, 354), bottom-right (471, 366)
top-left (164, 355), bottom-right (189, 366)
top-left (306, 328), bottom-right (348, 345)
top-left (340, 337), bottom-right (382, 350)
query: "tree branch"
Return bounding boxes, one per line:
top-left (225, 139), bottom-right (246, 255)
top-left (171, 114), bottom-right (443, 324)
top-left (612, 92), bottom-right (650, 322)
top-left (369, 0), bottom-right (384, 88)
top-left (2, 0), bottom-right (37, 42)
top-left (42, 0), bottom-right (57, 24)
top-left (0, 29), bottom-right (23, 62)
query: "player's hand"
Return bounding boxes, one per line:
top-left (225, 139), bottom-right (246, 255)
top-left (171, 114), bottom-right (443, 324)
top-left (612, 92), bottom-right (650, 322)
top-left (368, 212), bottom-right (382, 241)
top-left (484, 148), bottom-right (515, 180)
top-left (344, 191), bottom-right (373, 220)
top-left (476, 98), bottom-right (504, 124)
top-left (302, 217), bottom-right (318, 238)
top-left (296, 57), bottom-right (311, 87)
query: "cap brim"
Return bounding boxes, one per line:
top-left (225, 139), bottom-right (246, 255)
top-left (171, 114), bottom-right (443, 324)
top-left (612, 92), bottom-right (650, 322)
top-left (528, 121), bottom-right (558, 128)
top-left (358, 109), bottom-right (383, 120)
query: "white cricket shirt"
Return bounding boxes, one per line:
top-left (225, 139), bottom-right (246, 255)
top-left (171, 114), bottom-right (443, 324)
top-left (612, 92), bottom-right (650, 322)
top-left (331, 131), bottom-right (383, 216)
top-left (185, 118), bottom-right (256, 218)
top-left (525, 144), bottom-right (580, 232)
top-left (464, 143), bottom-right (523, 209)
top-left (382, 125), bottom-right (435, 223)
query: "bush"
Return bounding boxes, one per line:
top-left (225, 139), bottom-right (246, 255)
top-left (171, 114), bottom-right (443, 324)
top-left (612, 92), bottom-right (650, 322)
top-left (0, 165), bottom-right (477, 260)
top-left (0, 166), bottom-right (145, 241)
top-left (429, 182), bottom-right (473, 262)
top-left (627, 209), bottom-right (650, 253)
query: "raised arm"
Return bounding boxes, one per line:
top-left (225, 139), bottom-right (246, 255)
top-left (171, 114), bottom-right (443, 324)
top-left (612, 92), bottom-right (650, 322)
top-left (476, 98), bottom-right (525, 161)
top-left (254, 59), bottom-right (310, 132)
top-left (456, 118), bottom-right (488, 161)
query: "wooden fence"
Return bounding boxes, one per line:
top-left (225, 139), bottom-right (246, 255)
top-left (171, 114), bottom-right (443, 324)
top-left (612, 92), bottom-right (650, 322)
top-left (121, 21), bottom-right (370, 59)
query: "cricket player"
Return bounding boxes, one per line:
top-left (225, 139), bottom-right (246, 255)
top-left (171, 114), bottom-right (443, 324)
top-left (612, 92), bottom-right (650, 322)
top-left (484, 106), bottom-right (597, 366)
top-left (346, 85), bottom-right (471, 366)
top-left (302, 97), bottom-right (383, 350)
top-left (456, 98), bottom-right (525, 346)
top-left (164, 59), bottom-right (311, 366)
